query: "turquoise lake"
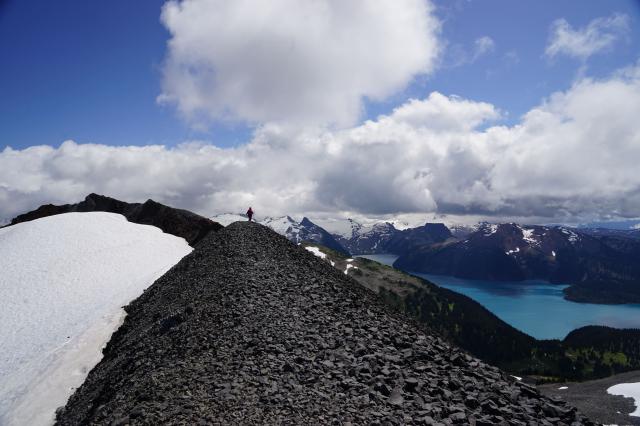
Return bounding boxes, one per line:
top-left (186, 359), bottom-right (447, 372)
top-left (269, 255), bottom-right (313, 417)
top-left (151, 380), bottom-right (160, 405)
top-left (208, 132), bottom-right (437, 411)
top-left (358, 254), bottom-right (640, 340)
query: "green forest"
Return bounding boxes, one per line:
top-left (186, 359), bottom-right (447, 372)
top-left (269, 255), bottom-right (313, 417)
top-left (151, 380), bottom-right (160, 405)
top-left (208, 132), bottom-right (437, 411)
top-left (347, 256), bottom-right (640, 382)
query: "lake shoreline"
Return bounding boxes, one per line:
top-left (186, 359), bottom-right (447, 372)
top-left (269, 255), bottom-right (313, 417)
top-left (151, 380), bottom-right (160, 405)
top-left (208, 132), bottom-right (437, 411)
top-left (356, 254), bottom-right (640, 340)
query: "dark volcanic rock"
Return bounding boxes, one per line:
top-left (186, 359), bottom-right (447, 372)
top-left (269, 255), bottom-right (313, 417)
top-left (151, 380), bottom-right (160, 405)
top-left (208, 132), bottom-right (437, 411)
top-left (7, 193), bottom-right (222, 245)
top-left (56, 222), bottom-right (594, 425)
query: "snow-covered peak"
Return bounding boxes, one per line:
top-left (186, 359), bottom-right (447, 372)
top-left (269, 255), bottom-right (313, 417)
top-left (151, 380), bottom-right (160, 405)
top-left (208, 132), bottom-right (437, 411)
top-left (308, 218), bottom-right (355, 239)
top-left (447, 223), bottom-right (480, 238)
top-left (479, 223), bottom-right (498, 236)
top-left (353, 221), bottom-right (395, 238)
top-left (387, 219), bottom-right (427, 231)
top-left (521, 228), bottom-right (540, 246)
top-left (260, 216), bottom-right (299, 236)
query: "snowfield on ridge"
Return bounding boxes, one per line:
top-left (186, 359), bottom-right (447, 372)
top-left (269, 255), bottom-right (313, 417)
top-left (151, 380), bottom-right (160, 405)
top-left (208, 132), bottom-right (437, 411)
top-left (0, 212), bottom-right (192, 426)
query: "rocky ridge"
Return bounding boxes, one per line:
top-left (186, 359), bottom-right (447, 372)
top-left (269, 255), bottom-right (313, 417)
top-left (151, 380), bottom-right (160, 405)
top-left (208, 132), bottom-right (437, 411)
top-left (7, 193), bottom-right (222, 245)
top-left (57, 222), bottom-right (593, 425)
top-left (213, 213), bottom-right (350, 255)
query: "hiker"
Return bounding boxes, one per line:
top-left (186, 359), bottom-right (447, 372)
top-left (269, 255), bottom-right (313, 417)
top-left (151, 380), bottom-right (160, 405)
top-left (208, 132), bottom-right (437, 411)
top-left (246, 207), bottom-right (254, 222)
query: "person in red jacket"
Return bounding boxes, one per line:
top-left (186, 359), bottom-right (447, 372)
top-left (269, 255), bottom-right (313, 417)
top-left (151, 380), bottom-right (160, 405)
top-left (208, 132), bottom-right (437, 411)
top-left (246, 207), bottom-right (254, 222)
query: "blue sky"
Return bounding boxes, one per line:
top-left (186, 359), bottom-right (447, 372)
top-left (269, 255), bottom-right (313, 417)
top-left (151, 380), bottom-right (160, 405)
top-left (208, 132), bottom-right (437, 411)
top-left (1, 0), bottom-right (640, 224)
top-left (1, 0), bottom-right (638, 150)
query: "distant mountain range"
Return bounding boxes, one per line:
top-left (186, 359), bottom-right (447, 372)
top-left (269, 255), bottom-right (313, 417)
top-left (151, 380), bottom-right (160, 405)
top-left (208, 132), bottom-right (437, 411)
top-left (10, 199), bottom-right (640, 305)
top-left (213, 215), bottom-right (464, 256)
top-left (211, 213), bottom-right (349, 256)
top-left (212, 214), bottom-right (640, 305)
top-left (394, 223), bottom-right (640, 304)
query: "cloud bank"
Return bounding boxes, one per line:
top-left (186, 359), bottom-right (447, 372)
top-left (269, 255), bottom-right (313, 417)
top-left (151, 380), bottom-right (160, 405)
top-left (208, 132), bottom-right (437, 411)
top-left (158, 0), bottom-right (441, 128)
top-left (3, 65), bottom-right (640, 224)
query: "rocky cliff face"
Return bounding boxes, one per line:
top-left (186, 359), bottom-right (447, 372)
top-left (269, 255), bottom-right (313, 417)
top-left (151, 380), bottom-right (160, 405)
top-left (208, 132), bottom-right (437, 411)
top-left (56, 222), bottom-right (592, 425)
top-left (7, 194), bottom-right (222, 245)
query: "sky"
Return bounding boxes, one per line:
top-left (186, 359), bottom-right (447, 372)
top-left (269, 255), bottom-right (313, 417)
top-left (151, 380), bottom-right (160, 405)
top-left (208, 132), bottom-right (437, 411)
top-left (1, 0), bottom-right (640, 225)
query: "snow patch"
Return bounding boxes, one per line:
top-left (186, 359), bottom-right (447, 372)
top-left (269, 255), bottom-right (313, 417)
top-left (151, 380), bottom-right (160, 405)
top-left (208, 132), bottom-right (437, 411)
top-left (344, 264), bottom-right (359, 275)
top-left (552, 250), bottom-right (556, 257)
top-left (511, 375), bottom-right (522, 381)
top-left (560, 227), bottom-right (580, 244)
top-left (521, 228), bottom-right (539, 246)
top-left (0, 212), bottom-right (192, 426)
top-left (210, 213), bottom-right (247, 226)
top-left (607, 382), bottom-right (640, 417)
top-left (305, 246), bottom-right (326, 259)
top-left (505, 247), bottom-right (520, 255)
top-left (483, 224), bottom-right (498, 236)
top-left (558, 386), bottom-right (568, 390)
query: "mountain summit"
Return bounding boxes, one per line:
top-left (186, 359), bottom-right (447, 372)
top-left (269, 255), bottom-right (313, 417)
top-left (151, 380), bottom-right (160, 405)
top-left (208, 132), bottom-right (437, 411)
top-left (56, 221), bottom-right (590, 425)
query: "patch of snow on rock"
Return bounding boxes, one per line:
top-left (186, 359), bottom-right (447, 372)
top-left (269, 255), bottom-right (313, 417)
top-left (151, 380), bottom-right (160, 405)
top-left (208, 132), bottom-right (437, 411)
top-left (211, 213), bottom-right (247, 226)
top-left (482, 224), bottom-right (498, 236)
top-left (552, 250), bottom-right (556, 257)
top-left (560, 227), bottom-right (580, 244)
top-left (521, 228), bottom-right (539, 246)
top-left (607, 382), bottom-right (640, 417)
top-left (506, 247), bottom-right (520, 255)
top-left (304, 246), bottom-right (326, 260)
top-left (0, 212), bottom-right (192, 426)
top-left (558, 386), bottom-right (568, 390)
top-left (344, 264), bottom-right (358, 275)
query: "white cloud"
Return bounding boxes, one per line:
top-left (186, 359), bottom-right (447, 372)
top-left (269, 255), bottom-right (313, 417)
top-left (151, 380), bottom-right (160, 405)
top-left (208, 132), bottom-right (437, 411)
top-left (158, 0), bottom-right (441, 128)
top-left (3, 64), bottom-right (640, 224)
top-left (388, 92), bottom-right (500, 131)
top-left (446, 35), bottom-right (495, 68)
top-left (473, 36), bottom-right (495, 59)
top-left (545, 13), bottom-right (629, 60)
